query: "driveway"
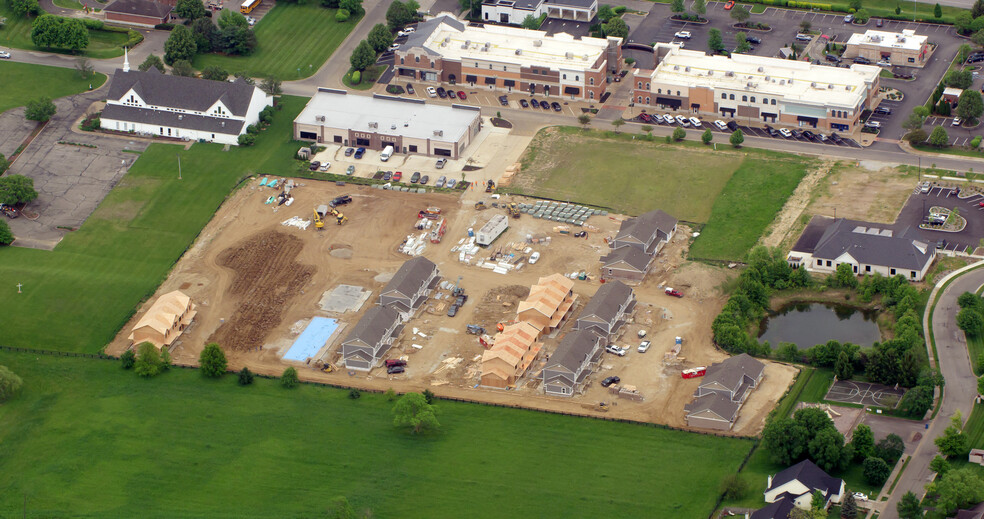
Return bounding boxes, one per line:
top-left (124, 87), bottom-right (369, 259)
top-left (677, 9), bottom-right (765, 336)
top-left (860, 412), bottom-right (928, 455)
top-left (5, 90), bottom-right (149, 250)
top-left (896, 187), bottom-right (984, 252)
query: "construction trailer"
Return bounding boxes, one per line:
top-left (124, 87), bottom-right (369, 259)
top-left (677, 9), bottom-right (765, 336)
top-left (476, 214), bottom-right (508, 246)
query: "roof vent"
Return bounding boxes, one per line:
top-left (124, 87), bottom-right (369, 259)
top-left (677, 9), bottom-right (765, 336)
top-left (582, 54), bottom-right (588, 60)
top-left (757, 67), bottom-right (764, 72)
top-left (565, 52), bottom-right (573, 59)
top-left (533, 40), bottom-right (542, 47)
top-left (707, 70), bottom-right (714, 75)
top-left (811, 82), bottom-right (817, 87)
top-left (779, 79), bottom-right (785, 85)
top-left (515, 48), bottom-right (522, 55)
top-left (845, 85), bottom-right (850, 90)
top-left (673, 65), bottom-right (680, 71)
top-left (369, 122), bottom-right (378, 129)
top-left (485, 42), bottom-right (491, 49)
top-left (765, 76), bottom-right (770, 81)
top-left (685, 66), bottom-right (690, 72)
top-left (725, 71), bottom-right (735, 77)
top-left (747, 82), bottom-right (753, 88)
top-left (391, 124), bottom-right (397, 130)
top-left (434, 129), bottom-right (444, 136)
top-left (178, 115), bottom-right (183, 120)
top-left (221, 121), bottom-right (225, 127)
top-left (828, 84), bottom-right (834, 89)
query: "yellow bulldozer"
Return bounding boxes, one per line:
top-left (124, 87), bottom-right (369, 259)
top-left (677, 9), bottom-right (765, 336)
top-left (506, 202), bottom-right (520, 219)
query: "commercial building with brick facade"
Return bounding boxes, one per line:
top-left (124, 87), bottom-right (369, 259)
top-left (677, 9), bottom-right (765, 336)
top-left (394, 14), bottom-right (621, 102)
top-left (104, 0), bottom-right (172, 27)
top-left (632, 44), bottom-right (881, 133)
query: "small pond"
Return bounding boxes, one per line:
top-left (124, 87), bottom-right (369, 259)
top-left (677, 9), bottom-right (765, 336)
top-left (758, 302), bottom-right (881, 350)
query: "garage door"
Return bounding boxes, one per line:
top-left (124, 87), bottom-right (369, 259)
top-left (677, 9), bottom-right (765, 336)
top-left (434, 148), bottom-right (452, 157)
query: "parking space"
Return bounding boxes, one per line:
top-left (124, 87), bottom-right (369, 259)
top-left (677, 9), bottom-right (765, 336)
top-left (896, 187), bottom-right (984, 251)
top-left (631, 111), bottom-right (863, 147)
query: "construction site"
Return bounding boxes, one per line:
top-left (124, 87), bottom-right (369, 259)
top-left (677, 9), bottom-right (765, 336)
top-left (107, 174), bottom-right (795, 435)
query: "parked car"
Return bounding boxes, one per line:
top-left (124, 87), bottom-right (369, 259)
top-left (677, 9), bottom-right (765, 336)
top-left (385, 359), bottom-right (407, 367)
top-left (354, 147), bottom-right (365, 159)
top-left (802, 130), bottom-right (816, 140)
top-left (446, 304), bottom-right (459, 317)
top-left (410, 171), bottom-right (421, 183)
top-left (726, 120), bottom-right (739, 132)
top-left (426, 86), bottom-right (437, 97)
top-left (330, 195), bottom-right (352, 206)
top-left (600, 376), bottom-right (621, 387)
top-left (382, 171), bottom-right (392, 181)
top-left (528, 251), bottom-right (540, 264)
top-left (764, 126), bottom-right (779, 137)
top-left (573, 230), bottom-right (587, 238)
top-left (388, 43), bottom-right (401, 51)
top-left (873, 106), bottom-right (892, 115)
top-left (876, 60), bottom-right (892, 67)
top-left (637, 341), bottom-right (651, 353)
top-left (875, 18), bottom-right (883, 27)
top-left (853, 56), bottom-right (871, 65)
top-left (387, 365), bottom-right (406, 374)
top-left (403, 26), bottom-right (416, 33)
top-left (346, 165), bottom-right (355, 175)
top-left (746, 35), bottom-right (761, 45)
top-left (864, 121), bottom-right (881, 129)
top-left (675, 115), bottom-right (689, 126)
top-left (447, 90), bottom-right (457, 99)
top-left (844, 14), bottom-right (854, 22)
top-left (419, 175), bottom-right (429, 185)
top-left (446, 178), bottom-right (457, 188)
top-left (664, 288), bottom-right (684, 298)
top-left (406, 83), bottom-right (415, 95)
top-left (457, 91), bottom-right (467, 100)
top-left (436, 87), bottom-right (447, 98)
top-left (605, 345), bottom-right (627, 357)
top-left (344, 147), bottom-right (355, 156)
top-left (436, 157), bottom-right (447, 169)
top-left (662, 114), bottom-right (675, 125)
top-left (818, 133), bottom-right (829, 142)
top-left (498, 95), bottom-right (509, 106)
top-left (435, 175), bottom-right (447, 188)
top-left (952, 117), bottom-right (962, 126)
top-left (829, 132), bottom-right (843, 143)
top-left (791, 129), bottom-right (802, 139)
top-left (319, 161), bottom-right (331, 171)
top-left (674, 30), bottom-right (692, 39)
top-left (689, 117), bottom-right (702, 127)
top-left (968, 53), bottom-right (984, 64)
top-left (0, 51), bottom-right (10, 59)
top-left (724, 0), bottom-right (734, 8)
top-left (714, 120), bottom-right (728, 130)
top-left (795, 33), bottom-right (813, 42)
top-left (551, 102), bottom-right (562, 112)
top-left (639, 113), bottom-right (651, 123)
top-left (539, 100), bottom-right (550, 109)
top-left (779, 128), bottom-right (793, 138)
top-left (520, 98), bottom-right (530, 108)
top-left (392, 171), bottom-right (402, 181)
top-left (309, 161), bottom-right (320, 171)
top-left (825, 53), bottom-right (842, 63)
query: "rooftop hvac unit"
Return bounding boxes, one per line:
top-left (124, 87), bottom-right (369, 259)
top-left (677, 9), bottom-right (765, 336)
top-left (434, 130), bottom-right (444, 136)
top-left (725, 71), bottom-right (735, 77)
top-left (765, 76), bottom-right (770, 81)
top-left (485, 42), bottom-right (491, 48)
top-left (899, 37), bottom-right (906, 42)
top-left (465, 40), bottom-right (471, 46)
top-left (533, 40), bottom-right (542, 47)
top-left (685, 66), bottom-right (690, 72)
top-left (391, 124), bottom-right (397, 129)
top-left (788, 79), bottom-right (793, 84)
top-left (811, 82), bottom-right (817, 87)
top-left (461, 43), bottom-right (468, 49)
top-left (707, 70), bottom-right (714, 75)
top-left (757, 67), bottom-right (764, 72)
top-left (565, 52), bottom-right (573, 59)
top-left (828, 84), bottom-right (834, 89)
top-left (582, 54), bottom-right (588, 60)
top-left (481, 46), bottom-right (488, 51)
top-left (673, 65), bottom-right (680, 71)
top-left (779, 79), bottom-right (785, 85)
top-left (515, 49), bottom-right (522, 55)
top-left (444, 36), bottom-right (451, 43)
top-left (369, 122), bottom-right (378, 128)
top-left (845, 85), bottom-right (850, 90)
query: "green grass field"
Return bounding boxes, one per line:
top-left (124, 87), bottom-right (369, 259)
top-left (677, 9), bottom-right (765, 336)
top-left (193, 1), bottom-right (360, 79)
top-left (0, 61), bottom-right (106, 114)
top-left (0, 96), bottom-right (307, 353)
top-left (0, 8), bottom-right (129, 59)
top-left (688, 154), bottom-right (812, 261)
top-left (798, 369), bottom-right (835, 404)
top-left (964, 404), bottom-right (984, 451)
top-left (0, 351), bottom-right (754, 518)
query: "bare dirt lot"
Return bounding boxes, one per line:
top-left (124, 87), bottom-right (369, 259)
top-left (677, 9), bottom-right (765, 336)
top-left (109, 177), bottom-right (795, 435)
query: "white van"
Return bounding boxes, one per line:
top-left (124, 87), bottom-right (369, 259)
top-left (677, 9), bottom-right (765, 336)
top-left (380, 145), bottom-right (394, 162)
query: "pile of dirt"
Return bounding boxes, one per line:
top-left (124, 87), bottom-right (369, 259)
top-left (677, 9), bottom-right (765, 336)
top-left (208, 231), bottom-right (315, 351)
top-left (470, 284), bottom-right (530, 327)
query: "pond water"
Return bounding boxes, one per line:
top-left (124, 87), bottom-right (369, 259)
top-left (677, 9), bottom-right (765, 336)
top-left (758, 302), bottom-right (881, 350)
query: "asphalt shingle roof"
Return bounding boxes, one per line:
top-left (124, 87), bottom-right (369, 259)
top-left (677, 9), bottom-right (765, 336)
top-left (601, 246), bottom-right (653, 272)
top-left (101, 104), bottom-right (246, 135)
top-left (104, 0), bottom-right (172, 18)
top-left (577, 280), bottom-right (632, 326)
top-left (381, 257), bottom-right (437, 301)
top-left (701, 353), bottom-right (764, 394)
top-left (545, 330), bottom-right (602, 374)
top-left (768, 459), bottom-right (843, 497)
top-left (107, 68), bottom-right (256, 116)
top-left (403, 15), bottom-right (465, 56)
top-left (343, 306), bottom-right (401, 348)
top-left (793, 216), bottom-right (934, 271)
top-left (750, 497), bottom-right (797, 519)
top-left (615, 209), bottom-right (677, 245)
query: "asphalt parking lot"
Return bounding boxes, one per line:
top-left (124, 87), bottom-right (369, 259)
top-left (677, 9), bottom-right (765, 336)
top-left (896, 186), bottom-right (984, 251)
top-left (631, 112), bottom-right (863, 147)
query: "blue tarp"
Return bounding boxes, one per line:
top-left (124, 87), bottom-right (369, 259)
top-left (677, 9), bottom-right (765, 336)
top-left (283, 317), bottom-right (338, 361)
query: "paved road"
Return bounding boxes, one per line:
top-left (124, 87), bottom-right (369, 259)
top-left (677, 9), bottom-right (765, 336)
top-left (880, 265), bottom-right (984, 519)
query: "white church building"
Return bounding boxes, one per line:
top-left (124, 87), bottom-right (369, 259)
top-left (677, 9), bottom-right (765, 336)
top-left (100, 51), bottom-right (272, 145)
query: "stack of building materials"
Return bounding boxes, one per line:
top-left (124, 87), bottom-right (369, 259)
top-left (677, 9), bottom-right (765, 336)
top-left (281, 216), bottom-right (311, 230)
top-left (452, 236), bottom-right (482, 264)
top-left (399, 232), bottom-right (429, 256)
top-left (524, 201), bottom-right (606, 226)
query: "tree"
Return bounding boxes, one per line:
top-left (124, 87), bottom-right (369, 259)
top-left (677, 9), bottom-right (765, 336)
top-left (175, 0), bottom-right (206, 20)
top-left (720, 474), bottom-right (748, 500)
top-left (958, 43), bottom-right (973, 63)
top-left (260, 76), bottom-right (282, 96)
top-left (0, 175), bottom-right (39, 206)
top-left (611, 117), bottom-right (625, 133)
top-left (957, 12), bottom-right (976, 34)
top-left (672, 127), bottom-right (686, 141)
top-left (603, 17), bottom-right (628, 39)
top-left (693, 0), bottom-right (706, 16)
top-left (339, 0), bottom-right (363, 15)
top-left (218, 25), bottom-right (256, 55)
top-left (521, 14), bottom-right (540, 30)
top-left (863, 456), bottom-right (891, 485)
top-left (731, 5), bottom-right (750, 24)
top-left (386, 0), bottom-right (415, 31)
top-left (422, 389), bottom-right (435, 404)
top-left (335, 9), bottom-right (350, 22)
top-left (139, 54), bottom-right (166, 73)
top-left (874, 433), bottom-right (905, 464)
top-left (902, 111), bottom-right (925, 131)
top-left (929, 125), bottom-right (949, 148)
top-left (730, 129), bottom-right (744, 147)
top-left (800, 20), bottom-right (812, 33)
top-left (237, 133), bottom-right (255, 146)
top-left (808, 427), bottom-right (851, 472)
top-left (811, 490), bottom-right (826, 511)
top-left (973, 29), bottom-right (984, 47)
top-left (795, 407), bottom-right (835, 442)
top-left (789, 508), bottom-right (828, 519)
top-left (201, 65), bottom-right (228, 81)
top-left (834, 350), bottom-right (854, 380)
top-left (761, 417), bottom-right (808, 465)
top-left (702, 128), bottom-right (713, 144)
top-left (597, 4), bottom-right (615, 21)
top-left (946, 68), bottom-right (974, 89)
top-left (0, 219), bottom-right (13, 246)
top-left (121, 349), bottom-right (136, 369)
top-left (734, 31), bottom-right (751, 53)
top-left (958, 291), bottom-right (984, 310)
top-left (934, 2), bottom-right (943, 18)
top-left (929, 468), bottom-right (984, 516)
top-left (854, 8), bottom-right (870, 23)
top-left (281, 366), bottom-right (299, 388)
top-left (935, 412), bottom-right (968, 457)
top-left (10, 0), bottom-right (39, 16)
top-left (75, 57), bottom-right (93, 79)
top-left (577, 113), bottom-right (591, 129)
top-left (350, 40), bottom-right (376, 71)
top-left (0, 365), bottom-right (23, 403)
top-left (897, 491), bottom-right (922, 519)
top-left (905, 128), bottom-right (928, 144)
top-left (30, 14), bottom-right (59, 48)
top-left (708, 28), bottom-right (724, 53)
top-left (199, 342), bottom-right (227, 377)
top-left (957, 307), bottom-right (983, 333)
top-left (930, 454), bottom-right (951, 476)
top-left (671, 0), bottom-right (685, 14)
top-left (979, 375), bottom-right (984, 395)
top-left (850, 424), bottom-right (874, 460)
top-left (24, 97), bottom-right (55, 123)
top-left (367, 23), bottom-right (394, 53)
top-left (975, 0), bottom-right (984, 18)
top-left (776, 342), bottom-right (799, 362)
top-left (957, 89), bottom-right (984, 122)
top-left (170, 59), bottom-right (195, 77)
top-left (392, 392), bottom-right (440, 434)
top-left (191, 17), bottom-right (218, 53)
top-left (134, 342), bottom-right (163, 377)
top-left (218, 9), bottom-right (249, 30)
top-left (238, 366), bottom-right (254, 385)
top-left (164, 25), bottom-right (197, 65)
top-left (840, 492), bottom-right (858, 519)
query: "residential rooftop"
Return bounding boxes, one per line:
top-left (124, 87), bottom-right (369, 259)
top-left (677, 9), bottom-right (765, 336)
top-left (295, 88), bottom-right (479, 142)
top-left (647, 45), bottom-right (880, 109)
top-left (406, 14), bottom-right (618, 69)
top-left (846, 29), bottom-right (927, 51)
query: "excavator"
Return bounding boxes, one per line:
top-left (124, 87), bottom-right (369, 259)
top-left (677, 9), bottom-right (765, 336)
top-left (313, 206), bottom-right (326, 230)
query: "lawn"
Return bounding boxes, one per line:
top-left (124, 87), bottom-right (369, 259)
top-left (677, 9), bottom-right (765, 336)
top-left (512, 127), bottom-right (745, 222)
top-left (0, 61), bottom-right (106, 114)
top-left (193, 0), bottom-right (360, 79)
top-left (0, 96), bottom-right (308, 353)
top-left (798, 368), bottom-right (835, 404)
top-left (0, 350), bottom-right (755, 518)
top-left (0, 8), bottom-right (129, 59)
top-left (689, 153), bottom-right (812, 261)
top-left (964, 403), bottom-right (984, 451)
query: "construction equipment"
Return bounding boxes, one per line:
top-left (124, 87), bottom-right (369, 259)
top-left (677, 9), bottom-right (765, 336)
top-left (506, 202), bottom-right (520, 219)
top-left (329, 207), bottom-right (347, 225)
top-left (314, 205), bottom-right (326, 230)
top-left (466, 324), bottom-right (485, 335)
top-left (485, 180), bottom-right (496, 192)
top-left (474, 200), bottom-right (487, 210)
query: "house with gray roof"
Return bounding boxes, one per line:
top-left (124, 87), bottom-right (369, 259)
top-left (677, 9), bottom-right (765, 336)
top-left (684, 353), bottom-right (765, 430)
top-left (601, 209), bottom-right (677, 282)
top-left (600, 246), bottom-right (655, 282)
top-left (573, 280), bottom-right (635, 341)
top-left (755, 459), bottom-right (844, 515)
top-left (378, 257), bottom-right (441, 320)
top-left (787, 216), bottom-right (936, 281)
top-left (341, 306), bottom-right (404, 371)
top-left (542, 330), bottom-right (605, 396)
top-left (100, 64), bottom-right (272, 146)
